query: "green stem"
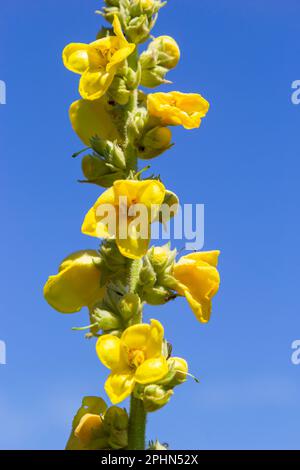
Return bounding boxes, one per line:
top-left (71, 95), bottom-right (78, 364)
top-left (128, 258), bottom-right (142, 295)
top-left (127, 257), bottom-right (145, 448)
top-left (124, 52), bottom-right (146, 451)
top-left (128, 395), bottom-right (147, 450)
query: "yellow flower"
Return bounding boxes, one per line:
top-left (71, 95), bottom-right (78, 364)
top-left (147, 91), bottom-right (209, 129)
top-left (81, 179), bottom-right (166, 260)
top-left (96, 319), bottom-right (168, 404)
top-left (62, 16), bottom-right (135, 100)
top-left (173, 251), bottom-right (220, 323)
top-left (69, 98), bottom-right (120, 146)
top-left (43, 250), bottom-right (105, 313)
top-left (74, 413), bottom-right (103, 445)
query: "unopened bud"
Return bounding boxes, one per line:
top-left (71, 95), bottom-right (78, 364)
top-left (149, 36), bottom-right (180, 69)
top-left (140, 35), bottom-right (179, 88)
top-left (142, 285), bottom-right (170, 305)
top-left (82, 155), bottom-right (107, 181)
top-left (140, 64), bottom-right (170, 88)
top-left (147, 243), bottom-right (175, 273)
top-left (139, 257), bottom-right (157, 287)
top-left (126, 15), bottom-right (150, 44)
top-left (92, 307), bottom-right (121, 332)
top-left (90, 138), bottom-right (126, 170)
top-left (108, 76), bottom-right (131, 105)
top-left (127, 108), bottom-right (148, 142)
top-left (118, 293), bottom-right (141, 321)
top-left (126, 65), bottom-right (142, 90)
top-left (159, 357), bottom-right (188, 388)
top-left (142, 384), bottom-right (173, 412)
top-left (103, 406), bottom-right (128, 450)
top-left (138, 127), bottom-right (172, 159)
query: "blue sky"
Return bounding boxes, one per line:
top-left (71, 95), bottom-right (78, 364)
top-left (1, 0), bottom-right (300, 450)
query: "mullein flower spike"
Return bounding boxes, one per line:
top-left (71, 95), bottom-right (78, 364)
top-left (45, 0), bottom-right (221, 450)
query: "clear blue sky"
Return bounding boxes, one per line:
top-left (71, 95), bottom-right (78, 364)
top-left (1, 0), bottom-right (300, 450)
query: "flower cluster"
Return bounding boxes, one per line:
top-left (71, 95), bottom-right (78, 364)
top-left (44, 0), bottom-right (220, 450)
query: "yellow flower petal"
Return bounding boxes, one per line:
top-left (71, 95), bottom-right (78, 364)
top-left (69, 99), bottom-right (120, 146)
top-left (113, 180), bottom-right (165, 210)
top-left (62, 43), bottom-right (90, 74)
top-left (121, 323), bottom-right (151, 350)
top-left (105, 372), bottom-right (135, 404)
top-left (112, 15), bottom-right (126, 41)
top-left (146, 319), bottom-right (164, 358)
top-left (180, 250), bottom-right (220, 267)
top-left (74, 414), bottom-right (103, 445)
top-left (117, 227), bottom-right (151, 260)
top-left (82, 187), bottom-right (115, 239)
top-left (96, 335), bottom-right (127, 371)
top-left (107, 45), bottom-right (136, 71)
top-left (135, 356), bottom-right (168, 385)
top-left (136, 180), bottom-right (166, 212)
top-left (184, 290), bottom-right (212, 323)
top-left (79, 69), bottom-right (115, 101)
top-left (43, 250), bottom-right (104, 313)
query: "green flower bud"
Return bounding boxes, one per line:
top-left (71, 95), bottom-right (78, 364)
top-left (147, 244), bottom-right (176, 274)
top-left (126, 64), bottom-right (142, 90)
top-left (149, 35), bottom-right (180, 69)
top-left (142, 384), bottom-right (173, 412)
top-left (82, 154), bottom-right (108, 181)
top-left (140, 64), bottom-right (170, 88)
top-left (118, 293), bottom-right (141, 321)
top-left (104, 406), bottom-right (128, 431)
top-left (139, 257), bottom-right (157, 287)
top-left (108, 76), bottom-right (131, 105)
top-left (103, 406), bottom-right (129, 450)
top-left (81, 155), bottom-right (124, 188)
top-left (126, 15), bottom-right (150, 44)
top-left (127, 108), bottom-right (148, 142)
top-left (98, 239), bottom-right (127, 284)
top-left (138, 127), bottom-right (172, 159)
top-left (140, 35), bottom-right (179, 88)
top-left (142, 285), bottom-right (170, 305)
top-left (158, 357), bottom-right (188, 388)
top-left (101, 7), bottom-right (119, 24)
top-left (91, 307), bottom-right (121, 332)
top-left (90, 137), bottom-right (126, 170)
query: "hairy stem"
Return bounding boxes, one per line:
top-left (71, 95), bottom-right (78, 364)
top-left (128, 258), bottom-right (142, 295)
top-left (125, 50), bottom-right (146, 451)
top-left (128, 395), bottom-right (147, 450)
